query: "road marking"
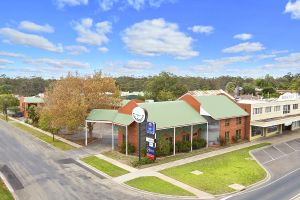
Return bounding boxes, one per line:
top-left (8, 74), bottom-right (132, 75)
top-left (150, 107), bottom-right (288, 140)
top-left (262, 149), bottom-right (276, 160)
top-left (290, 193), bottom-right (300, 200)
top-left (273, 145), bottom-right (288, 155)
top-left (285, 142), bottom-right (297, 151)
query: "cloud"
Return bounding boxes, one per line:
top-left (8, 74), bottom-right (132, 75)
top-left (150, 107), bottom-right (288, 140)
top-left (98, 47), bottom-right (109, 53)
top-left (127, 0), bottom-right (173, 10)
top-left (99, 0), bottom-right (118, 11)
top-left (0, 51), bottom-right (24, 58)
top-left (275, 52), bottom-right (300, 62)
top-left (256, 54), bottom-right (276, 60)
top-left (233, 33), bottom-right (252, 41)
top-left (65, 45), bottom-right (89, 55)
top-left (55, 0), bottom-right (88, 8)
top-left (122, 18), bottom-right (198, 59)
top-left (0, 59), bottom-right (14, 65)
top-left (123, 60), bottom-right (153, 69)
top-left (72, 18), bottom-right (112, 46)
top-left (271, 50), bottom-right (289, 54)
top-left (0, 28), bottom-right (63, 52)
top-left (19, 21), bottom-right (54, 33)
top-left (191, 56), bottom-right (252, 73)
top-left (24, 58), bottom-right (90, 68)
top-left (285, 0), bottom-right (300, 19)
top-left (189, 25), bottom-right (214, 34)
top-left (222, 42), bottom-right (265, 53)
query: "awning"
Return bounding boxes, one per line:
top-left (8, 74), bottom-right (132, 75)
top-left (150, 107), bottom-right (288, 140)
top-left (251, 114), bottom-right (300, 127)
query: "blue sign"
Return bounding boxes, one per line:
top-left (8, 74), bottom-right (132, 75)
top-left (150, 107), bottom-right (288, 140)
top-left (146, 146), bottom-right (155, 155)
top-left (146, 122), bottom-right (156, 135)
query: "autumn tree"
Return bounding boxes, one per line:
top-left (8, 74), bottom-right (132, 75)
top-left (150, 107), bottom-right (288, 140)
top-left (39, 72), bottom-right (120, 137)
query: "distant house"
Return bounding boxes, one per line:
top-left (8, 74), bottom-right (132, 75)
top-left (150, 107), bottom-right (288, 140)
top-left (19, 96), bottom-right (44, 118)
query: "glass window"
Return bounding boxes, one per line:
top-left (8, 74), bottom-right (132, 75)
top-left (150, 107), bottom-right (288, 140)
top-left (182, 134), bottom-right (190, 141)
top-left (251, 126), bottom-right (263, 137)
top-left (225, 119), bottom-right (230, 126)
top-left (253, 108), bottom-right (262, 115)
top-left (236, 117), bottom-right (242, 125)
top-left (235, 129), bottom-right (241, 139)
top-left (274, 106), bottom-right (281, 112)
top-left (267, 125), bottom-right (278, 133)
top-left (225, 131), bottom-right (229, 141)
top-left (283, 105), bottom-right (291, 114)
top-left (293, 104), bottom-right (298, 110)
top-left (265, 106), bottom-right (272, 113)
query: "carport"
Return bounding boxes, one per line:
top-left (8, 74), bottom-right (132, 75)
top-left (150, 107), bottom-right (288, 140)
top-left (85, 109), bottom-right (134, 155)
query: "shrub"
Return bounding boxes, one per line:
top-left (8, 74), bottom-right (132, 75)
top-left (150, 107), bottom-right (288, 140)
top-left (192, 138), bottom-right (207, 149)
top-left (176, 141), bottom-right (191, 152)
top-left (156, 137), bottom-right (171, 156)
top-left (131, 157), bottom-right (154, 167)
top-left (119, 142), bottom-right (135, 154)
top-left (232, 135), bottom-right (239, 143)
top-left (220, 138), bottom-right (227, 146)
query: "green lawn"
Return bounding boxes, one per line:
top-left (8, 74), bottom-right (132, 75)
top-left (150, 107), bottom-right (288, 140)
top-left (81, 156), bottom-right (129, 177)
top-left (160, 143), bottom-right (270, 195)
top-left (0, 179), bottom-right (14, 200)
top-left (11, 122), bottom-right (74, 151)
top-left (125, 176), bottom-right (194, 196)
top-left (0, 114), bottom-right (11, 121)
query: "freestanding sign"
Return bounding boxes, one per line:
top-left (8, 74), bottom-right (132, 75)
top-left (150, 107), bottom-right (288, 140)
top-left (132, 107), bottom-right (148, 161)
top-left (146, 121), bottom-right (157, 161)
top-left (146, 122), bottom-right (156, 135)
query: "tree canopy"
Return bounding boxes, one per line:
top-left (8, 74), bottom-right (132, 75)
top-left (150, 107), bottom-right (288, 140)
top-left (39, 72), bottom-right (120, 132)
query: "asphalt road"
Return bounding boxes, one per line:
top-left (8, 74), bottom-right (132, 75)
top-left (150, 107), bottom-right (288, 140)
top-left (0, 120), bottom-right (165, 200)
top-left (227, 138), bottom-right (300, 200)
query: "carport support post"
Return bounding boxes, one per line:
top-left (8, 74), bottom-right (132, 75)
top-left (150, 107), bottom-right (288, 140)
top-left (85, 121), bottom-right (88, 146)
top-left (112, 123), bottom-right (114, 150)
top-left (206, 122), bottom-right (209, 148)
top-left (126, 126), bottom-right (128, 156)
top-left (190, 125), bottom-right (193, 152)
top-left (173, 127), bottom-right (176, 155)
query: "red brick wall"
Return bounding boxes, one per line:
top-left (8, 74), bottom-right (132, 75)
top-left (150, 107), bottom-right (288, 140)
top-left (219, 116), bottom-right (247, 144)
top-left (118, 100), bottom-right (143, 115)
top-left (238, 103), bottom-right (252, 140)
top-left (179, 94), bottom-right (201, 112)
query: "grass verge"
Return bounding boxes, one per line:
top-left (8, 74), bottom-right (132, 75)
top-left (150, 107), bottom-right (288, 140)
top-left (0, 114), bottom-right (11, 121)
top-left (11, 122), bottom-right (74, 151)
top-left (125, 176), bottom-right (194, 196)
top-left (0, 178), bottom-right (14, 200)
top-left (81, 156), bottom-right (129, 177)
top-left (160, 143), bottom-right (270, 195)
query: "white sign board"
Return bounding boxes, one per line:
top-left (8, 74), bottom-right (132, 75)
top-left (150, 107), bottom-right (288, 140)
top-left (132, 107), bottom-right (147, 123)
top-left (146, 137), bottom-right (155, 143)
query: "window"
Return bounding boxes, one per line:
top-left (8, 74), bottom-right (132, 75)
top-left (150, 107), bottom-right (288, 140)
top-left (236, 117), bottom-right (242, 125)
top-left (193, 132), bottom-right (198, 136)
top-left (253, 108), bottom-right (262, 115)
top-left (225, 119), bottom-right (230, 126)
top-left (283, 105), bottom-right (291, 114)
top-left (235, 129), bottom-right (241, 139)
top-left (251, 126), bottom-right (263, 137)
top-left (265, 106), bottom-right (272, 113)
top-left (225, 131), bottom-right (229, 141)
top-left (293, 104), bottom-right (298, 110)
top-left (182, 134), bottom-right (190, 141)
top-left (274, 106), bottom-right (281, 112)
top-left (267, 125), bottom-right (278, 133)
top-left (166, 137), bottom-right (173, 145)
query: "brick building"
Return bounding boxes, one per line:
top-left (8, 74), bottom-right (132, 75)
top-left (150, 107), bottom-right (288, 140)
top-left (19, 96), bottom-right (44, 118)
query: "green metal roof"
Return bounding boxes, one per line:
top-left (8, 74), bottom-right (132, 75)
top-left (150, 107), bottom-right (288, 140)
top-left (194, 95), bottom-right (248, 120)
top-left (139, 101), bottom-right (207, 130)
top-left (87, 109), bottom-right (117, 122)
top-left (24, 96), bottom-right (44, 104)
top-left (87, 109), bottom-right (133, 126)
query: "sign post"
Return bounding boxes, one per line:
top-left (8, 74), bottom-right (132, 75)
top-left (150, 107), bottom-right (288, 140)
top-left (146, 121), bottom-right (156, 160)
top-left (132, 107), bottom-right (147, 161)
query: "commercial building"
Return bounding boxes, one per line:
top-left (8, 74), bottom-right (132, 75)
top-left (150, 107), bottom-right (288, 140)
top-left (19, 96), bottom-right (44, 118)
top-left (237, 93), bottom-right (300, 140)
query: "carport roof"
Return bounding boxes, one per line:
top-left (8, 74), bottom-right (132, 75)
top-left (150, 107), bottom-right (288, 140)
top-left (138, 100), bottom-right (207, 130)
top-left (86, 109), bottom-right (134, 126)
top-left (24, 96), bottom-right (44, 104)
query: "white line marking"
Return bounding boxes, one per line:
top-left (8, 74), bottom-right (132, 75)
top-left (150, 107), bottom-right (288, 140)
top-left (272, 145), bottom-right (287, 155)
top-left (262, 149), bottom-right (276, 160)
top-left (286, 142), bottom-right (297, 151)
top-left (290, 193), bottom-right (300, 200)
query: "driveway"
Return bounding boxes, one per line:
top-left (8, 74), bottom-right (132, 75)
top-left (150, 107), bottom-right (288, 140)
top-left (227, 138), bottom-right (300, 200)
top-left (0, 120), bottom-right (164, 200)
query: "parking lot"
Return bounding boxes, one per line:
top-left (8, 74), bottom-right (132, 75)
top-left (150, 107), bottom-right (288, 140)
top-left (252, 138), bottom-right (300, 180)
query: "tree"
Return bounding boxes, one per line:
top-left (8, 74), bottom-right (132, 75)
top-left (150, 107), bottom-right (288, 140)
top-left (40, 72), bottom-right (120, 136)
top-left (225, 82), bottom-right (236, 93)
top-left (28, 105), bottom-right (39, 125)
top-left (0, 84), bottom-right (13, 94)
top-left (242, 83), bottom-right (256, 95)
top-left (145, 72), bottom-right (187, 101)
top-left (261, 87), bottom-right (279, 98)
top-left (290, 78), bottom-right (300, 92)
top-left (0, 94), bottom-right (19, 112)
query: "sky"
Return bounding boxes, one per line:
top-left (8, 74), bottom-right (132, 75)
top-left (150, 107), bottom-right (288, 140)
top-left (0, 0), bottom-right (300, 78)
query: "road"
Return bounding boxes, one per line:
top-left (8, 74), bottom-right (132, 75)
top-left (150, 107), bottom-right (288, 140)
top-left (227, 138), bottom-right (300, 200)
top-left (0, 120), bottom-right (164, 200)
